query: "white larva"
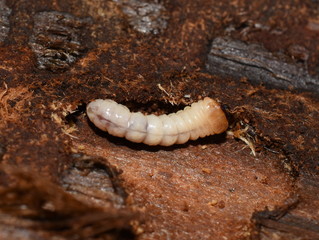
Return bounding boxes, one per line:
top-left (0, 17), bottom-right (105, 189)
top-left (86, 97), bottom-right (228, 146)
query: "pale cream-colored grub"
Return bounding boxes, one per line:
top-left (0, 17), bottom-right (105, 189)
top-left (86, 97), bottom-right (228, 146)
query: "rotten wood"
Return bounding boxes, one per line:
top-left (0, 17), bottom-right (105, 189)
top-left (0, 0), bottom-right (319, 239)
top-left (206, 37), bottom-right (319, 92)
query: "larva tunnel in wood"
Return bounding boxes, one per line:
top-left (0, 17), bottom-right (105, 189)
top-left (86, 97), bottom-right (229, 146)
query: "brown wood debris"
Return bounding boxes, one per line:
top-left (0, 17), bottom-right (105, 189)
top-left (0, 0), bottom-right (319, 239)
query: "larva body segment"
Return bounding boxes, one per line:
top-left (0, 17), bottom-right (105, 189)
top-left (168, 113), bottom-right (190, 144)
top-left (144, 114), bottom-right (163, 145)
top-left (126, 112), bottom-right (147, 143)
top-left (158, 114), bottom-right (179, 146)
top-left (86, 97), bottom-right (228, 146)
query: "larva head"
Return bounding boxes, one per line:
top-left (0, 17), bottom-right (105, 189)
top-left (203, 97), bottom-right (228, 134)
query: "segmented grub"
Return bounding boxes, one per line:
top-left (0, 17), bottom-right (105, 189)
top-left (86, 97), bottom-right (228, 146)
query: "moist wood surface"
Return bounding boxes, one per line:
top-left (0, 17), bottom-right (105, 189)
top-left (0, 0), bottom-right (319, 239)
